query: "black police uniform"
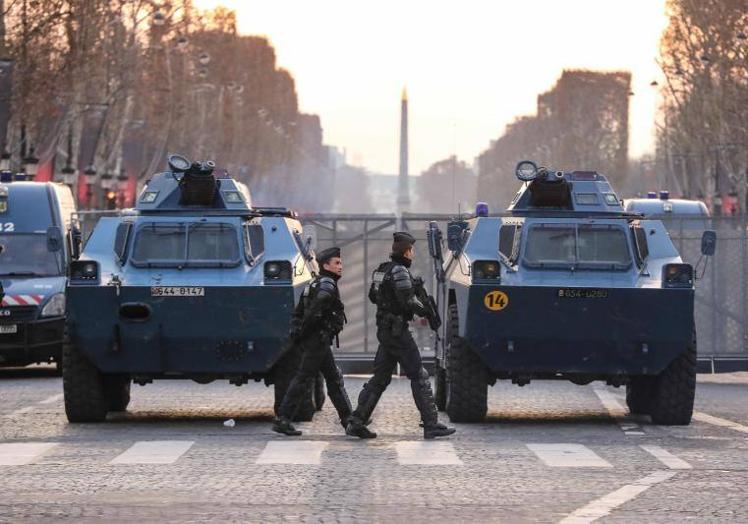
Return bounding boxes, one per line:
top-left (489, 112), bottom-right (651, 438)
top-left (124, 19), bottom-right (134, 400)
top-left (347, 233), bottom-right (455, 439)
top-left (273, 248), bottom-right (352, 436)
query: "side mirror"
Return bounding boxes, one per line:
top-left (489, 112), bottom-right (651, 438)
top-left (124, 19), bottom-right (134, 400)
top-left (427, 222), bottom-right (443, 260)
top-left (447, 222), bottom-right (468, 253)
top-left (303, 224), bottom-right (318, 252)
top-left (46, 226), bottom-right (63, 252)
top-left (70, 226), bottom-right (82, 260)
top-left (701, 230), bottom-right (716, 256)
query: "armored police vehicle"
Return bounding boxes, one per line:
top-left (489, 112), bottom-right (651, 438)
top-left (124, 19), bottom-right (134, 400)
top-left (0, 178), bottom-right (77, 369)
top-left (428, 160), bottom-right (716, 425)
top-left (63, 155), bottom-right (318, 422)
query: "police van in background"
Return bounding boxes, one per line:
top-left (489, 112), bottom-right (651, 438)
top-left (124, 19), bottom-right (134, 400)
top-left (624, 191), bottom-right (710, 228)
top-left (0, 174), bottom-right (78, 369)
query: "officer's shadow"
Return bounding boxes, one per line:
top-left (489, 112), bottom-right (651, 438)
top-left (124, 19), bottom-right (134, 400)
top-left (106, 409), bottom-right (275, 425)
top-left (482, 411), bottom-right (616, 425)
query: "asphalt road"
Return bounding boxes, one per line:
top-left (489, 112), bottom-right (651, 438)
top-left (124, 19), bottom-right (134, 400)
top-left (2, 369), bottom-right (748, 523)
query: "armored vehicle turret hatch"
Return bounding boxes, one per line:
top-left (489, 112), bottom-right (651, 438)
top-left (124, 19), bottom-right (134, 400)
top-left (63, 154), bottom-right (320, 423)
top-left (428, 160), bottom-right (716, 426)
top-left (508, 160), bottom-right (626, 216)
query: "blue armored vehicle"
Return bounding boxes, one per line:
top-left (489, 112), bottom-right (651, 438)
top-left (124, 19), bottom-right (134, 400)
top-left (0, 179), bottom-right (77, 369)
top-left (428, 161), bottom-right (716, 425)
top-left (63, 155), bottom-right (318, 422)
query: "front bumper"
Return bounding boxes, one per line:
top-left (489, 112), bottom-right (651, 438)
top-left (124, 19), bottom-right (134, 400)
top-left (0, 317), bottom-right (64, 366)
top-left (68, 285), bottom-right (298, 375)
top-left (463, 285), bottom-right (694, 376)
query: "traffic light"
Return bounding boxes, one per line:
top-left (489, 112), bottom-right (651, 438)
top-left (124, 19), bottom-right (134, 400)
top-left (105, 191), bottom-right (117, 210)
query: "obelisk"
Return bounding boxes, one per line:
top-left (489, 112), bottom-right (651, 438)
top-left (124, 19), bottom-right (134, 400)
top-left (397, 87), bottom-right (410, 208)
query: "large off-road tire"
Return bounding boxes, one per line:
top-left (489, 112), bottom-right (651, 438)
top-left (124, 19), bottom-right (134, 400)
top-left (649, 332), bottom-right (697, 425)
top-left (626, 377), bottom-right (654, 415)
top-left (271, 346), bottom-right (316, 422)
top-left (105, 376), bottom-right (131, 412)
top-left (314, 372), bottom-right (326, 411)
top-left (445, 304), bottom-right (488, 423)
top-left (62, 331), bottom-right (108, 423)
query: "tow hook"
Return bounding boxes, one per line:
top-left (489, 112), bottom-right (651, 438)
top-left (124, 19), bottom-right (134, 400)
top-left (108, 274), bottom-right (122, 296)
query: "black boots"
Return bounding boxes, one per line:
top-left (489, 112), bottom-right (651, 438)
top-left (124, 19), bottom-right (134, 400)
top-left (345, 419), bottom-right (377, 439)
top-left (272, 418), bottom-right (302, 436)
top-left (424, 422), bottom-right (456, 439)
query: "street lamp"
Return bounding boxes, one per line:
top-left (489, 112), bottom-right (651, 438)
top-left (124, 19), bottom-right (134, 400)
top-left (0, 151), bottom-right (10, 171)
top-left (60, 165), bottom-right (76, 186)
top-left (23, 151), bottom-right (39, 181)
top-left (83, 165), bottom-right (97, 185)
top-left (100, 172), bottom-right (115, 191)
top-left (152, 11), bottom-right (166, 27)
top-left (117, 170), bottom-right (129, 208)
top-left (117, 170), bottom-right (128, 190)
top-left (176, 35), bottom-right (188, 51)
top-left (83, 165), bottom-right (97, 208)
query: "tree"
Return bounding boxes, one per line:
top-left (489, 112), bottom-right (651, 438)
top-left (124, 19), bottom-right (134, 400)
top-left (477, 70), bottom-right (631, 211)
top-left (2, 1), bottom-right (334, 209)
top-left (657, 0), bottom-right (748, 211)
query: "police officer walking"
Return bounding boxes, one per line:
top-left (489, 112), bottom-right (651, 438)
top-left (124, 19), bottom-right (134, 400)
top-left (273, 247), bottom-right (353, 436)
top-left (346, 232), bottom-right (455, 440)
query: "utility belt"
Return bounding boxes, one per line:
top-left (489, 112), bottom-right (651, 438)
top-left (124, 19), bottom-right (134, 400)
top-left (377, 312), bottom-right (410, 337)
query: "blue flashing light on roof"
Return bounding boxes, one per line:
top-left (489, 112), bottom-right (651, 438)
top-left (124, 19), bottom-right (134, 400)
top-left (0, 171), bottom-right (13, 183)
top-left (13, 173), bottom-right (27, 182)
top-left (659, 190), bottom-right (670, 200)
top-left (475, 202), bottom-right (489, 217)
top-left (647, 191), bottom-right (657, 199)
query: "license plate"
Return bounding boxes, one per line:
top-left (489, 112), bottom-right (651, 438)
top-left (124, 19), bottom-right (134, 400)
top-left (151, 286), bottom-right (205, 297)
top-left (558, 288), bottom-right (608, 298)
top-left (0, 324), bottom-right (17, 334)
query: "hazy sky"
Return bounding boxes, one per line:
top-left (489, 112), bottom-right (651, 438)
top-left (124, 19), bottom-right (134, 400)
top-left (195, 0), bottom-right (669, 174)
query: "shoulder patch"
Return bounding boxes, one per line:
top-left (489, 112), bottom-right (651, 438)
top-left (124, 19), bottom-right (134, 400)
top-left (390, 264), bottom-right (412, 289)
top-left (318, 276), bottom-right (336, 294)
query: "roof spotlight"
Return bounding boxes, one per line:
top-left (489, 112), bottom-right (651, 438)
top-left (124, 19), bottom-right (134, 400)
top-left (515, 160), bottom-right (539, 182)
top-left (168, 154), bottom-right (191, 173)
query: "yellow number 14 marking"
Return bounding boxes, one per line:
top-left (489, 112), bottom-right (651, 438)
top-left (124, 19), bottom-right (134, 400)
top-left (484, 290), bottom-right (509, 311)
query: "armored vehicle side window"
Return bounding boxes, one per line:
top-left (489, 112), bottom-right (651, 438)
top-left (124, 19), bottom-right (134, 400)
top-left (499, 224), bottom-right (522, 264)
top-left (244, 224), bottom-right (264, 261)
top-left (113, 223), bottom-right (132, 262)
top-left (187, 223), bottom-right (239, 263)
top-left (631, 225), bottom-right (649, 265)
top-left (524, 226), bottom-right (576, 267)
top-left (132, 224), bottom-right (186, 264)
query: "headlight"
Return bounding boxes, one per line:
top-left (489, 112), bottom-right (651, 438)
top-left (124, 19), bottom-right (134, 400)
top-left (473, 260), bottom-right (500, 282)
top-left (662, 263), bottom-right (693, 288)
top-left (264, 260), bottom-right (292, 282)
top-left (70, 260), bottom-right (99, 283)
top-left (41, 293), bottom-right (66, 317)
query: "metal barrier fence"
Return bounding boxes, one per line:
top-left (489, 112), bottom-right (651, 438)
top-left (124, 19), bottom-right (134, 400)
top-left (76, 211), bottom-right (748, 369)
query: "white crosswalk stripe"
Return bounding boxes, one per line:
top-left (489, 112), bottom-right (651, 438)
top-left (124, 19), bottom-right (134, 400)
top-left (0, 443), bottom-right (58, 465)
top-left (0, 439), bottom-right (696, 472)
top-left (394, 441), bottom-right (463, 465)
top-left (527, 443), bottom-right (612, 468)
top-left (255, 441), bottom-right (329, 465)
top-left (110, 441), bottom-right (194, 464)
top-left (593, 389), bottom-right (645, 435)
top-left (639, 445), bottom-right (692, 469)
